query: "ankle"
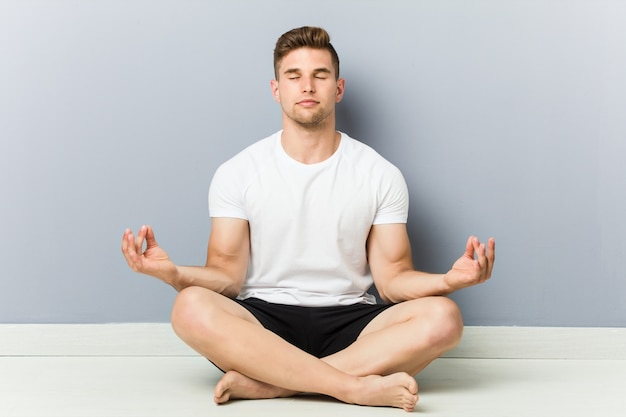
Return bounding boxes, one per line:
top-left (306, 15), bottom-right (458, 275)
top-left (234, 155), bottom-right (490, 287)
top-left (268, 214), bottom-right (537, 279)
top-left (336, 375), bottom-right (364, 405)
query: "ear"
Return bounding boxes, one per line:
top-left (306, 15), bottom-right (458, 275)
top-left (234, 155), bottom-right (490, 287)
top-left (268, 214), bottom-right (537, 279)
top-left (270, 79), bottom-right (280, 103)
top-left (335, 78), bottom-right (345, 103)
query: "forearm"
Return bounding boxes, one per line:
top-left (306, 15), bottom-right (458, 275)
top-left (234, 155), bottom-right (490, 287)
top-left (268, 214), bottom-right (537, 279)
top-left (368, 226), bottom-right (495, 304)
top-left (377, 270), bottom-right (454, 304)
top-left (170, 265), bottom-right (242, 297)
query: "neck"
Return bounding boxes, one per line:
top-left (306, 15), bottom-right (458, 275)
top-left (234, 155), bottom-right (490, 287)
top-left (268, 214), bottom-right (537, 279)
top-left (280, 116), bottom-right (340, 164)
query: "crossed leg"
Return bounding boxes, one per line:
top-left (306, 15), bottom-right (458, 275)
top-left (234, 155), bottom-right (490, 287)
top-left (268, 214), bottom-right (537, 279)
top-left (171, 286), bottom-right (463, 412)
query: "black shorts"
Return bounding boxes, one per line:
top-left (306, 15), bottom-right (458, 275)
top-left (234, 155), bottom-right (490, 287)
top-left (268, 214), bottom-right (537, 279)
top-left (235, 297), bottom-right (394, 358)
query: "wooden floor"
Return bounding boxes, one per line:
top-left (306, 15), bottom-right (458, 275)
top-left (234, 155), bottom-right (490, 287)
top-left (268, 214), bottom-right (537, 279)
top-left (1, 325), bottom-right (625, 416)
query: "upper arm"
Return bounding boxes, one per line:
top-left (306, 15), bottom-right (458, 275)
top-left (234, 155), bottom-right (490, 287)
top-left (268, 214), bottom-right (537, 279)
top-left (367, 223), bottom-right (414, 301)
top-left (205, 217), bottom-right (250, 290)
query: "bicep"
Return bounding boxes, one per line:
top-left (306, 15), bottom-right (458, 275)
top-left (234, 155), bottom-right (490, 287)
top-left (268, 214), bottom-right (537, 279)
top-left (367, 223), bottom-right (414, 293)
top-left (205, 217), bottom-right (250, 284)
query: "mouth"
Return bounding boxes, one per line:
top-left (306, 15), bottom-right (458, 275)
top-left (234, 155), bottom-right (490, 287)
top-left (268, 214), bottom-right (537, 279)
top-left (297, 99), bottom-right (319, 107)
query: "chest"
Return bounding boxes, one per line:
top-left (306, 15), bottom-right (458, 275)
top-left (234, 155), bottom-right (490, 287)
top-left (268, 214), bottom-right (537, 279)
top-left (244, 162), bottom-right (377, 235)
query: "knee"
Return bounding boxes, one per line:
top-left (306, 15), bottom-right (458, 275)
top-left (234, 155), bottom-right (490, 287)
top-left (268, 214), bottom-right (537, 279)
top-left (424, 297), bottom-right (464, 352)
top-left (171, 286), bottom-right (214, 340)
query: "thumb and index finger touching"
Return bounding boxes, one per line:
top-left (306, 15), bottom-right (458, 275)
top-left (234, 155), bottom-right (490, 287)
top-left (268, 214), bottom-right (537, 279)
top-left (143, 225), bottom-right (157, 246)
top-left (464, 235), bottom-right (496, 272)
top-left (139, 225), bottom-right (162, 252)
top-left (121, 225), bottom-right (161, 272)
top-left (122, 225), bottom-right (159, 257)
top-left (464, 235), bottom-right (495, 256)
top-left (141, 224), bottom-right (159, 247)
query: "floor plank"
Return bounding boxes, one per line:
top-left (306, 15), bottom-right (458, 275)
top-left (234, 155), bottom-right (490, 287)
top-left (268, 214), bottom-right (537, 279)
top-left (2, 356), bottom-right (625, 416)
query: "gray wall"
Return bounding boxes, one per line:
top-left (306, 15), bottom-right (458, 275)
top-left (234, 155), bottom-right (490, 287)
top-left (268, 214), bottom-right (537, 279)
top-left (1, 0), bottom-right (624, 326)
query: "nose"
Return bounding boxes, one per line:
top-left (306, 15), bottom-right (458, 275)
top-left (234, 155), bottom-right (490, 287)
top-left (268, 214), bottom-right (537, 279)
top-left (302, 76), bottom-right (315, 93)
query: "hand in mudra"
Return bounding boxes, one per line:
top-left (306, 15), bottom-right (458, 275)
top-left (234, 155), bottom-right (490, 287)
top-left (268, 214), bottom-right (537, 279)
top-left (121, 225), bottom-right (178, 283)
top-left (444, 236), bottom-right (495, 291)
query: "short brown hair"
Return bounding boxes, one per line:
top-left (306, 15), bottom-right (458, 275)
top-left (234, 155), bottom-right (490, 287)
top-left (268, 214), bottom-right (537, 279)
top-left (273, 26), bottom-right (340, 80)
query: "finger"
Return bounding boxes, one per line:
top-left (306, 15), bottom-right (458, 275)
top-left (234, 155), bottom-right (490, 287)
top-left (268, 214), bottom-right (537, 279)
top-left (128, 231), bottom-right (138, 256)
top-left (464, 236), bottom-right (476, 258)
top-left (134, 225), bottom-right (147, 254)
top-left (486, 237), bottom-right (496, 277)
top-left (121, 229), bottom-right (134, 256)
top-left (121, 229), bottom-right (132, 264)
top-left (121, 229), bottom-right (130, 254)
top-left (476, 242), bottom-right (487, 272)
top-left (145, 225), bottom-right (158, 248)
top-left (122, 230), bottom-right (140, 268)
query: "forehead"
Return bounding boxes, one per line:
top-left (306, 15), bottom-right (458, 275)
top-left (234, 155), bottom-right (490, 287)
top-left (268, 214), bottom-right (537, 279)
top-left (278, 47), bottom-right (335, 75)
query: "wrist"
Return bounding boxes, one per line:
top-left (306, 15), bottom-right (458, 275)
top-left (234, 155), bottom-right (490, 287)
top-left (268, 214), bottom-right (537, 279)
top-left (168, 265), bottom-right (186, 292)
top-left (440, 273), bottom-right (456, 295)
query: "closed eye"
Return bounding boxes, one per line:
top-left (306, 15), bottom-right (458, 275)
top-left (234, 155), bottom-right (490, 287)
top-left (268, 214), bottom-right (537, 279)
top-left (314, 69), bottom-right (331, 79)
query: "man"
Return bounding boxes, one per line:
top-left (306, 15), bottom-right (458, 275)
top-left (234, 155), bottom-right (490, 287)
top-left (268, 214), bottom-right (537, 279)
top-left (122, 26), bottom-right (494, 412)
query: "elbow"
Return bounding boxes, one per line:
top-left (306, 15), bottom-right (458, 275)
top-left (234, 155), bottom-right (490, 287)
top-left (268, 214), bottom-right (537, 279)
top-left (221, 286), bottom-right (240, 299)
top-left (375, 285), bottom-right (396, 304)
top-left (224, 272), bottom-right (246, 299)
top-left (379, 293), bottom-right (401, 305)
top-left (374, 274), bottom-right (408, 304)
top-left (221, 279), bottom-right (243, 299)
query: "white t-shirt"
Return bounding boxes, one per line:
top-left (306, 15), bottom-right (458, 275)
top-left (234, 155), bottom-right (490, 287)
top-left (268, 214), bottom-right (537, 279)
top-left (208, 131), bottom-right (409, 306)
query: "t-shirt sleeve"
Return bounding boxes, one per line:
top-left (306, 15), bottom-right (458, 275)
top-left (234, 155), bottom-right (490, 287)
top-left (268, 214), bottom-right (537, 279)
top-left (208, 162), bottom-right (248, 220)
top-left (372, 165), bottom-right (409, 225)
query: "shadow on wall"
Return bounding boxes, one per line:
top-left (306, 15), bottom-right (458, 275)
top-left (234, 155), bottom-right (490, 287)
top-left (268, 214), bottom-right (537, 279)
top-left (336, 90), bottom-right (370, 142)
top-left (337, 88), bottom-right (452, 276)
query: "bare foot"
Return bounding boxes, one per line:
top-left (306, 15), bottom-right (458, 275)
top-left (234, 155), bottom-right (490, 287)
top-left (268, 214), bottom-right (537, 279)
top-left (351, 372), bottom-right (419, 412)
top-left (214, 370), bottom-right (418, 412)
top-left (214, 371), bottom-right (298, 404)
